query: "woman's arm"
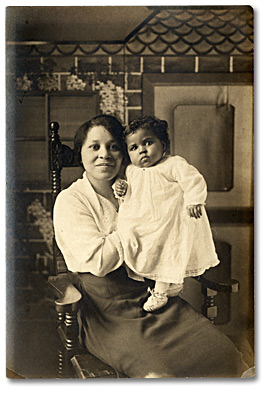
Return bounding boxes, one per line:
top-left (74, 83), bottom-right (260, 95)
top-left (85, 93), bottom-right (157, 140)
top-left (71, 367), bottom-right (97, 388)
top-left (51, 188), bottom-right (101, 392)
top-left (53, 191), bottom-right (124, 276)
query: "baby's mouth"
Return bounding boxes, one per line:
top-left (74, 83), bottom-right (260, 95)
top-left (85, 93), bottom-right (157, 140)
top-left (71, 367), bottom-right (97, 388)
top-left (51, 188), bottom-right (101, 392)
top-left (140, 156), bottom-right (149, 162)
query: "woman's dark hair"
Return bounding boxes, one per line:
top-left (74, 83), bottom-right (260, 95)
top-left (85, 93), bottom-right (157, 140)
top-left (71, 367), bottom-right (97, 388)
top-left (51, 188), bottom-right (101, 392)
top-left (74, 114), bottom-right (127, 166)
top-left (124, 115), bottom-right (170, 154)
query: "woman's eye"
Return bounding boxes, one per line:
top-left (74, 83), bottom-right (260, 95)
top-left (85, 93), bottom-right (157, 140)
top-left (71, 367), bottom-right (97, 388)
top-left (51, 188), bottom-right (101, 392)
top-left (110, 144), bottom-right (120, 151)
top-left (90, 144), bottom-right (99, 150)
top-left (145, 140), bottom-right (153, 146)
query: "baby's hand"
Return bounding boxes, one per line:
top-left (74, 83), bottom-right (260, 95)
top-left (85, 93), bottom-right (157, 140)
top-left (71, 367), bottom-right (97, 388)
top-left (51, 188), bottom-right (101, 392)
top-left (115, 179), bottom-right (128, 197)
top-left (187, 204), bottom-right (203, 219)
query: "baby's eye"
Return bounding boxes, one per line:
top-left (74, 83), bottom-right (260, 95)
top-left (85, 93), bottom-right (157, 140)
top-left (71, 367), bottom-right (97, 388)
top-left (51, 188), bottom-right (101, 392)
top-left (129, 145), bottom-right (137, 151)
top-left (145, 140), bottom-right (153, 146)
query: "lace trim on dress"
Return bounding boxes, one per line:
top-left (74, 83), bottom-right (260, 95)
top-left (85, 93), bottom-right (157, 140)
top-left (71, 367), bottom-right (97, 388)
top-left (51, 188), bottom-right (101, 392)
top-left (184, 259), bottom-right (220, 278)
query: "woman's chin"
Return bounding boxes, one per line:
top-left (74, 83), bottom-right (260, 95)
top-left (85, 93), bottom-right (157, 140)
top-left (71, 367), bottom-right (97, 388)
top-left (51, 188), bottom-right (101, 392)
top-left (88, 171), bottom-right (118, 183)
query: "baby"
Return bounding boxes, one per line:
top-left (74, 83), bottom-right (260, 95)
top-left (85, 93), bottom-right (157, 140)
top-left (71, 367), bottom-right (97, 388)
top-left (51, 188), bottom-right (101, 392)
top-left (115, 116), bottom-right (219, 312)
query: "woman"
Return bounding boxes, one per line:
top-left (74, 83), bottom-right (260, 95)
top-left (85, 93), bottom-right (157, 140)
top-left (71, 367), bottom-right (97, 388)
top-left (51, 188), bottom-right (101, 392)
top-left (53, 114), bottom-right (249, 378)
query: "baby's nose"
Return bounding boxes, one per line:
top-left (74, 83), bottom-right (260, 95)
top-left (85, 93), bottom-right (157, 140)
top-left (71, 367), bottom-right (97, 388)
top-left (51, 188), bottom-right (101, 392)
top-left (139, 146), bottom-right (147, 154)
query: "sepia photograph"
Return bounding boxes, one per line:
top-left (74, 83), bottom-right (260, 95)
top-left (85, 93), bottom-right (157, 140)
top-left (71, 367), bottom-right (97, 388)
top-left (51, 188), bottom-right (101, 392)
top-left (5, 3), bottom-right (255, 381)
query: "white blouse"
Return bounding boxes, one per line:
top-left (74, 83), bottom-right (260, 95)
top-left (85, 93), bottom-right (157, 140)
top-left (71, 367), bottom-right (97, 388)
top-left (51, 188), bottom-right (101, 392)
top-left (117, 156), bottom-right (220, 284)
top-left (53, 172), bottom-right (124, 275)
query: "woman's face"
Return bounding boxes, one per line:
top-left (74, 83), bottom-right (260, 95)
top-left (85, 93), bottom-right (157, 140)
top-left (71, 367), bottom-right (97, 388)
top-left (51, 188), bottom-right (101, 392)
top-left (81, 125), bottom-right (123, 184)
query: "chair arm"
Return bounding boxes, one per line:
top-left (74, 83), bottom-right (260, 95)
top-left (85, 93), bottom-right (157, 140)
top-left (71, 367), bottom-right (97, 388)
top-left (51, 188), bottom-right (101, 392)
top-left (195, 275), bottom-right (239, 293)
top-left (48, 274), bottom-right (82, 313)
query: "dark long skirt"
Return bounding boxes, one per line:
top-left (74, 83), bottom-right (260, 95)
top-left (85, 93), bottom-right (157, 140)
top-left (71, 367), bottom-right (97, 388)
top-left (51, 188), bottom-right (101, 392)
top-left (77, 266), bottom-right (248, 378)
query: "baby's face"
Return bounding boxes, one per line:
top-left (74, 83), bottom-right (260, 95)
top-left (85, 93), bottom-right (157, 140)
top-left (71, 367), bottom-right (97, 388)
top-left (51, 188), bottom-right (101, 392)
top-left (126, 128), bottom-right (164, 168)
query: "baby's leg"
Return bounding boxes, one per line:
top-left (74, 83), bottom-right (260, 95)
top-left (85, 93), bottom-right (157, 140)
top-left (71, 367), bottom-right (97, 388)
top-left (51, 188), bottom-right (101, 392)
top-left (154, 281), bottom-right (184, 296)
top-left (154, 281), bottom-right (170, 294)
top-left (167, 282), bottom-right (184, 296)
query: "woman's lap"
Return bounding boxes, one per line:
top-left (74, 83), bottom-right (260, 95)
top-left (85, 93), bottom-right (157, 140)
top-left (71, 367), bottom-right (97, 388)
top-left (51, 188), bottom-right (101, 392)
top-left (103, 300), bottom-right (247, 378)
top-left (77, 269), bottom-right (248, 378)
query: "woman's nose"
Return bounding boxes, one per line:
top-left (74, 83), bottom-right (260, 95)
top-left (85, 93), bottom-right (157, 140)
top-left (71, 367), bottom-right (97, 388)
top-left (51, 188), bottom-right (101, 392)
top-left (98, 146), bottom-right (111, 158)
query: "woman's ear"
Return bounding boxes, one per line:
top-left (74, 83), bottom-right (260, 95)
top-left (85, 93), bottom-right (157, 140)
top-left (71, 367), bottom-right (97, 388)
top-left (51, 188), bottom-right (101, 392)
top-left (162, 142), bottom-right (167, 153)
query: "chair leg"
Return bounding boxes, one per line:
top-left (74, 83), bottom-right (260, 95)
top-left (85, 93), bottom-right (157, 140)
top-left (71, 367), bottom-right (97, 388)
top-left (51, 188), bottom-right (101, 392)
top-left (56, 311), bottom-right (80, 378)
top-left (201, 286), bottom-right (218, 323)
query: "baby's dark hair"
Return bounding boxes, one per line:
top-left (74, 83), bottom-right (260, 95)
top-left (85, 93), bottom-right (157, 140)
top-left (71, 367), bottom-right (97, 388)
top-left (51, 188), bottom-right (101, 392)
top-left (124, 116), bottom-right (170, 154)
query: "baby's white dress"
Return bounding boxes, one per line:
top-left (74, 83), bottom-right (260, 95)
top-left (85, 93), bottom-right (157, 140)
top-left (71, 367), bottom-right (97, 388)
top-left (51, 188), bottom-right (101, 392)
top-left (117, 155), bottom-right (219, 284)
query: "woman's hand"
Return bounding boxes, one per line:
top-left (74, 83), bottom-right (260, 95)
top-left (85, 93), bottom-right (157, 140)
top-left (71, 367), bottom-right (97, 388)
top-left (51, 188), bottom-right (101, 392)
top-left (187, 204), bottom-right (203, 219)
top-left (115, 179), bottom-right (128, 197)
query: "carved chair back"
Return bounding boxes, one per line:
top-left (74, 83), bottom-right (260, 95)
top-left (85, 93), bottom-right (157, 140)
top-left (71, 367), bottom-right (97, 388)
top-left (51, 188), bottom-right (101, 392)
top-left (48, 121), bottom-right (79, 274)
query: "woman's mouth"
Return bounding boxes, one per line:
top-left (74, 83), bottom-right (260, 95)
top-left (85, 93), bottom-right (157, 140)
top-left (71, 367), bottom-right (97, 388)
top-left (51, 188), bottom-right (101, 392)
top-left (96, 163), bottom-right (114, 167)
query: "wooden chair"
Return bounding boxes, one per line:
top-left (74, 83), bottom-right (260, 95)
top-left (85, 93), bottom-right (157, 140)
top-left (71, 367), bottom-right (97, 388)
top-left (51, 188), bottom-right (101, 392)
top-left (48, 121), bottom-right (239, 379)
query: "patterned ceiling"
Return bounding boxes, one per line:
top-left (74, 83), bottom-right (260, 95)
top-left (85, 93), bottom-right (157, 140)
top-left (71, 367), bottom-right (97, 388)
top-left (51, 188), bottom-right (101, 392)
top-left (8, 6), bottom-right (254, 58)
top-left (125, 8), bottom-right (254, 56)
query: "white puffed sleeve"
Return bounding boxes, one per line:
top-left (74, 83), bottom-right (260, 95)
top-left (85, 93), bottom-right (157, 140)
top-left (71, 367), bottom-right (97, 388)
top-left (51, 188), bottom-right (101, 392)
top-left (53, 191), bottom-right (124, 276)
top-left (171, 156), bottom-right (207, 207)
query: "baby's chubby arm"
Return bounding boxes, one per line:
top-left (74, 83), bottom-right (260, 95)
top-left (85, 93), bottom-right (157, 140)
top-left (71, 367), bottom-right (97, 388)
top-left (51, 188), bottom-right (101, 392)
top-left (171, 156), bottom-right (207, 220)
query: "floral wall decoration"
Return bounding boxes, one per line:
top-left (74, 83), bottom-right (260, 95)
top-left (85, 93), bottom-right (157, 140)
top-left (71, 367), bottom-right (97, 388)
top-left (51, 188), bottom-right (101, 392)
top-left (27, 199), bottom-right (54, 255)
top-left (66, 74), bottom-right (87, 91)
top-left (95, 80), bottom-right (128, 123)
top-left (14, 57), bottom-right (59, 92)
top-left (12, 55), bottom-right (128, 121)
top-left (16, 74), bottom-right (33, 91)
top-left (37, 74), bottom-right (59, 91)
top-left (65, 64), bottom-right (128, 121)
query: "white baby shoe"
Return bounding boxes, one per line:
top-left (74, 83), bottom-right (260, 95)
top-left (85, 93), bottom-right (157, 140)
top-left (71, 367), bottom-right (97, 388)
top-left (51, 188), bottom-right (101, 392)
top-left (143, 288), bottom-right (168, 312)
